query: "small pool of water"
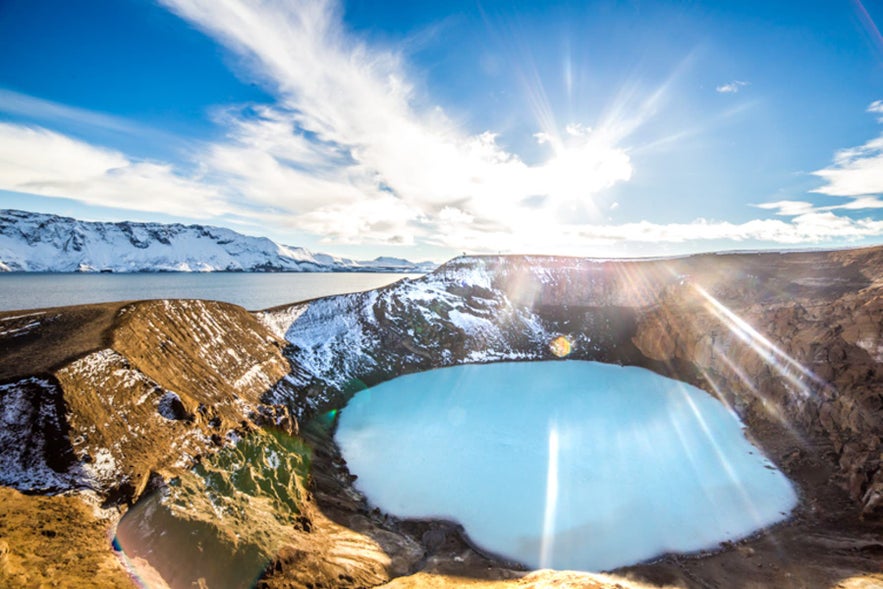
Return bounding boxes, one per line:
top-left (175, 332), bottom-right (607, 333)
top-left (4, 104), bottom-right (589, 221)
top-left (335, 361), bottom-right (798, 572)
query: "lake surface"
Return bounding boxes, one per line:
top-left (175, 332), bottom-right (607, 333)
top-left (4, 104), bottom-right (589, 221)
top-left (336, 360), bottom-right (798, 572)
top-left (0, 272), bottom-right (421, 312)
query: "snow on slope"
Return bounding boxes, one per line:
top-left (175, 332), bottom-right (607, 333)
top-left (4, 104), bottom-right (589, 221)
top-left (0, 377), bottom-right (86, 492)
top-left (261, 259), bottom-right (560, 411)
top-left (0, 209), bottom-right (436, 273)
top-left (261, 254), bottom-right (702, 414)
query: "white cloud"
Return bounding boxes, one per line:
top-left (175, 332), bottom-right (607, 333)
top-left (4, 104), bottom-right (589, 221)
top-left (757, 197), bottom-right (883, 217)
top-left (716, 80), bottom-right (748, 94)
top-left (158, 0), bottom-right (634, 242)
top-left (3, 116), bottom-right (881, 254)
top-left (754, 200), bottom-right (817, 216)
top-left (292, 194), bottom-right (422, 245)
top-left (751, 105), bottom-right (883, 236)
top-left (427, 212), bottom-right (883, 255)
top-left (0, 123), bottom-right (227, 218)
top-left (810, 100), bottom-right (883, 198)
top-left (565, 123), bottom-right (591, 136)
top-left (833, 195), bottom-right (883, 210)
top-left (812, 135), bottom-right (883, 197)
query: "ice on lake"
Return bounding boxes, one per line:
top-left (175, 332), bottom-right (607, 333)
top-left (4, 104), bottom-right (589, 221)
top-left (335, 360), bottom-right (798, 572)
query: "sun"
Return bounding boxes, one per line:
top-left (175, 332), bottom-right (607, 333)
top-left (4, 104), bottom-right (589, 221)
top-left (541, 138), bottom-right (633, 202)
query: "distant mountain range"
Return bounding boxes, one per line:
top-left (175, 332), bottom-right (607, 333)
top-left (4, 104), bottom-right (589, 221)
top-left (0, 210), bottom-right (437, 273)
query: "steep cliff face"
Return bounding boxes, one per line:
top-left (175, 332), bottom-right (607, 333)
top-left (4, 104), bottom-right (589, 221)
top-left (632, 259), bottom-right (883, 517)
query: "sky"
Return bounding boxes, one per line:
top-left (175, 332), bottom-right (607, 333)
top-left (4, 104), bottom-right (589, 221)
top-left (1, 0), bottom-right (882, 262)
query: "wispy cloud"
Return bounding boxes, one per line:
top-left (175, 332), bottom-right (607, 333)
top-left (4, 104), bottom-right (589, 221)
top-left (750, 99), bottom-right (883, 233)
top-left (428, 211), bottom-right (883, 254)
top-left (0, 88), bottom-right (186, 148)
top-left (0, 88), bottom-right (143, 135)
top-left (756, 100), bottom-right (883, 223)
top-left (756, 197), bottom-right (883, 216)
top-left (157, 0), bottom-right (637, 242)
top-left (755, 200), bottom-right (818, 216)
top-left (812, 128), bottom-right (883, 198)
top-left (716, 80), bottom-right (748, 94)
top-left (0, 123), bottom-right (227, 218)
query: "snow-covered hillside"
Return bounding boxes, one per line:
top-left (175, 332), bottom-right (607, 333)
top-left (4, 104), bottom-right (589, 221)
top-left (0, 210), bottom-right (436, 273)
top-left (258, 256), bottom-right (632, 412)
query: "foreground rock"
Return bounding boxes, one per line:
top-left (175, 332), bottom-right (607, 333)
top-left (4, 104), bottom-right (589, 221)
top-left (0, 247), bottom-right (882, 588)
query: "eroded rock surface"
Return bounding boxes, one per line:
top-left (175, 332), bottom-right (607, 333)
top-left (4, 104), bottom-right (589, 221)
top-left (0, 299), bottom-right (294, 587)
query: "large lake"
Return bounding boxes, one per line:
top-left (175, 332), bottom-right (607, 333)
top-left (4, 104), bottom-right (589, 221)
top-left (0, 272), bottom-right (421, 312)
top-left (336, 360), bottom-right (798, 572)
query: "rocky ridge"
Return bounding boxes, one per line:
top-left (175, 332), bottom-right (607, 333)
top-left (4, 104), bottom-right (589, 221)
top-left (0, 248), bottom-right (882, 588)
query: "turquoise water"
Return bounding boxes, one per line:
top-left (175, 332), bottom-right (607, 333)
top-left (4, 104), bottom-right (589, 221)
top-left (0, 272), bottom-right (419, 311)
top-left (335, 360), bottom-right (798, 572)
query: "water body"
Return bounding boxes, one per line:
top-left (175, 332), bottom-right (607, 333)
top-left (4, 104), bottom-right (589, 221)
top-left (0, 272), bottom-right (420, 312)
top-left (336, 361), bottom-right (798, 572)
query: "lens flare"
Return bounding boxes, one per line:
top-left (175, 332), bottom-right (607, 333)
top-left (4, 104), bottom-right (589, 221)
top-left (692, 284), bottom-right (824, 389)
top-left (549, 335), bottom-right (572, 357)
top-left (539, 424), bottom-right (560, 569)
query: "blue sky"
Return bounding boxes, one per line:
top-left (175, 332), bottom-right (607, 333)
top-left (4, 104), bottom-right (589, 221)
top-left (1, 0), bottom-right (882, 261)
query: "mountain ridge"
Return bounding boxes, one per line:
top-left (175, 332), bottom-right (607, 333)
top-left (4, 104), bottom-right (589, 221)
top-left (0, 209), bottom-right (436, 273)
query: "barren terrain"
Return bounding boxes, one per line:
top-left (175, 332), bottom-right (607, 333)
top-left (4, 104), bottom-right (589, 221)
top-left (1, 248), bottom-right (881, 588)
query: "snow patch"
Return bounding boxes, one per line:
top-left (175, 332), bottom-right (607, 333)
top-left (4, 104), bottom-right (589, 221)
top-left (0, 320), bottom-right (41, 337)
top-left (83, 448), bottom-right (119, 485)
top-left (157, 392), bottom-right (189, 421)
top-left (0, 377), bottom-right (84, 492)
top-left (233, 363), bottom-right (274, 391)
top-left (0, 311), bottom-right (46, 322)
top-left (256, 304), bottom-right (308, 339)
top-left (856, 337), bottom-right (883, 363)
top-left (283, 293), bottom-right (380, 390)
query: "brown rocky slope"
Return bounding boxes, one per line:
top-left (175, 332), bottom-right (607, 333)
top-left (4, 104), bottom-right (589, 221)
top-left (0, 247), bottom-right (881, 588)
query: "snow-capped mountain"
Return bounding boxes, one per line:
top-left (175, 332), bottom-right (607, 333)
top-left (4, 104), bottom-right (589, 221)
top-left (0, 210), bottom-right (436, 273)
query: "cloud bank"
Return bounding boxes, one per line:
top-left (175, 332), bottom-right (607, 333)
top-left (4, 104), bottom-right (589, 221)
top-left (0, 123), bottom-right (226, 218)
top-left (812, 135), bottom-right (883, 198)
